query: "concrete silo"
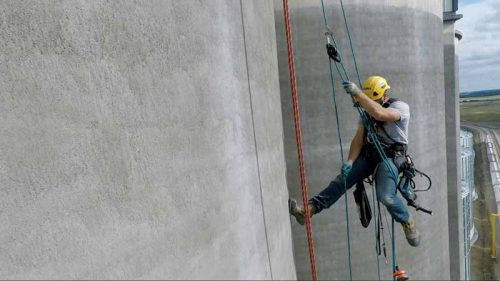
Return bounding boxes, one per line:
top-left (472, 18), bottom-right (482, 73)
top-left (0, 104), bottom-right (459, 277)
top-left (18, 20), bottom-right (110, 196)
top-left (0, 1), bottom-right (296, 279)
top-left (274, 1), bottom-right (450, 279)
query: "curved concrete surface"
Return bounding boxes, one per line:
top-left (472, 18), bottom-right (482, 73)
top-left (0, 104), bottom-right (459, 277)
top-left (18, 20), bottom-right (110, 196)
top-left (0, 1), bottom-right (296, 279)
top-left (275, 0), bottom-right (449, 279)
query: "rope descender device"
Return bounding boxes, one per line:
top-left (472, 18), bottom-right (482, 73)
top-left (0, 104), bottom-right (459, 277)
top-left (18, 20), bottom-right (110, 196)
top-left (325, 29), bottom-right (341, 63)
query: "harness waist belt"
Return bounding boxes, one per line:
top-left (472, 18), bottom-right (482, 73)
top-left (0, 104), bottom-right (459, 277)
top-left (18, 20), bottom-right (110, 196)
top-left (390, 143), bottom-right (407, 152)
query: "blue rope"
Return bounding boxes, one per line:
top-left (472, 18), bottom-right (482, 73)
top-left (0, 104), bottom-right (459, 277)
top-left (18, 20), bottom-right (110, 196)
top-left (339, 0), bottom-right (362, 87)
top-left (320, 1), bottom-right (353, 279)
top-left (331, 54), bottom-right (354, 281)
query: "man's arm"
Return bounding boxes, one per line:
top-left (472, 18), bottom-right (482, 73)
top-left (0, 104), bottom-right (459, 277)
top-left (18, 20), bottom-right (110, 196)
top-left (342, 81), bottom-right (400, 122)
top-left (354, 93), bottom-right (400, 122)
top-left (346, 124), bottom-right (365, 164)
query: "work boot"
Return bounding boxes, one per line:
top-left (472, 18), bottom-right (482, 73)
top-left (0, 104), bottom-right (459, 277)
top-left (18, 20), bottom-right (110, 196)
top-left (402, 215), bottom-right (420, 247)
top-left (288, 198), bottom-right (316, 225)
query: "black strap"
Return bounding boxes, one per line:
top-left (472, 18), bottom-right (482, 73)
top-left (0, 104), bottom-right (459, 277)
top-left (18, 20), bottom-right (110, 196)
top-left (382, 97), bottom-right (399, 108)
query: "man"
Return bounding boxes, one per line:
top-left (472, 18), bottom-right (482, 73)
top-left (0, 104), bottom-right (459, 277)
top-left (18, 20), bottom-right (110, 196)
top-left (289, 76), bottom-right (420, 247)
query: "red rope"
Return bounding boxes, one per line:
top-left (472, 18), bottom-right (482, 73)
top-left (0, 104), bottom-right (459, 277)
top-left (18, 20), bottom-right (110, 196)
top-left (282, 0), bottom-right (318, 280)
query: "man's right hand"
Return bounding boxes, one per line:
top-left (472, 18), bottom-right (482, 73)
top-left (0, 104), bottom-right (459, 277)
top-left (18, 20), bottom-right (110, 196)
top-left (342, 81), bottom-right (362, 97)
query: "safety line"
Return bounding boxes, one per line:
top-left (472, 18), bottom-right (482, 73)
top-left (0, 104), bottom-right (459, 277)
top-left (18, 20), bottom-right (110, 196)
top-left (282, 0), bottom-right (318, 280)
top-left (320, 1), bottom-right (353, 279)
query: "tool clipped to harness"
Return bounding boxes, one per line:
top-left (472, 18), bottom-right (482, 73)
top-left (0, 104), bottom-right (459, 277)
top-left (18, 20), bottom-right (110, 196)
top-left (325, 29), bottom-right (341, 63)
top-left (353, 181), bottom-right (372, 227)
top-left (396, 154), bottom-right (433, 215)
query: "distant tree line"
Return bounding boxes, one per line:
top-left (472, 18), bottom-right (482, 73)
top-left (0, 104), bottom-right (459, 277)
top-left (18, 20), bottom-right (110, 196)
top-left (460, 89), bottom-right (500, 98)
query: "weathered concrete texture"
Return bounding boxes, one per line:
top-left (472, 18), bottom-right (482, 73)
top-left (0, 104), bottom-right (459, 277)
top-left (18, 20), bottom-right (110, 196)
top-left (275, 1), bottom-right (449, 280)
top-left (0, 0), bottom-right (296, 279)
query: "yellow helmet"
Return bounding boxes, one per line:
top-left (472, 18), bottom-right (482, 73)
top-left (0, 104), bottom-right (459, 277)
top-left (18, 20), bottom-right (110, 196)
top-left (361, 76), bottom-right (391, 100)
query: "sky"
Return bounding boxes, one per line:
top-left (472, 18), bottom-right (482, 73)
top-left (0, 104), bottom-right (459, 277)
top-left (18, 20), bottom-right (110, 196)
top-left (456, 0), bottom-right (500, 92)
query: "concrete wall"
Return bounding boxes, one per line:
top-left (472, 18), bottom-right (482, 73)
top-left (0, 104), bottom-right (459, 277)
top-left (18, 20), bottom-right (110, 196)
top-left (0, 1), bottom-right (296, 279)
top-left (275, 1), bottom-right (450, 279)
top-left (443, 21), bottom-right (465, 280)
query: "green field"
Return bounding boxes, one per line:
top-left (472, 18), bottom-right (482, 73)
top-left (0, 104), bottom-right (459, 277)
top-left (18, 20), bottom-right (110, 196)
top-left (460, 99), bottom-right (500, 124)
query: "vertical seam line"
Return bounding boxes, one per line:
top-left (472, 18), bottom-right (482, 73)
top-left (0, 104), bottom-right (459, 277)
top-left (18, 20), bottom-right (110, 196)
top-left (239, 0), bottom-right (274, 279)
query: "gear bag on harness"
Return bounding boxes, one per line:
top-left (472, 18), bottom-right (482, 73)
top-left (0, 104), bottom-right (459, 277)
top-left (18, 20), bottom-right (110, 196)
top-left (353, 181), bottom-right (372, 227)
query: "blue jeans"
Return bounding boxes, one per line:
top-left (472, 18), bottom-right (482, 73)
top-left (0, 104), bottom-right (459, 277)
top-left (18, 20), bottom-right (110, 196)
top-left (309, 151), bottom-right (410, 223)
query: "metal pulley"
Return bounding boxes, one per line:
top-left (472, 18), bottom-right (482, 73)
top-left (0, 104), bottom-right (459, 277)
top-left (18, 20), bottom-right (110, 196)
top-left (325, 30), bottom-right (341, 63)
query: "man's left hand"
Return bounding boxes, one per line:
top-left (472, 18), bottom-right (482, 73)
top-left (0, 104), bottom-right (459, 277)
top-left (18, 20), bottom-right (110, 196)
top-left (340, 160), bottom-right (353, 182)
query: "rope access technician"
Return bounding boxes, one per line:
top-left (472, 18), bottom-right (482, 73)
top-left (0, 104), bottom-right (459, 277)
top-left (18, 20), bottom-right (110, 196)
top-left (289, 76), bottom-right (421, 247)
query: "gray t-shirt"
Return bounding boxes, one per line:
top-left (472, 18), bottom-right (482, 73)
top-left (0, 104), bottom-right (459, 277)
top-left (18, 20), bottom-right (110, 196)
top-left (377, 100), bottom-right (410, 145)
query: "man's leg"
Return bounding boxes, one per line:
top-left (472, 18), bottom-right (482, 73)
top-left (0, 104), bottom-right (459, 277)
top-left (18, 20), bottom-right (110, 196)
top-left (375, 161), bottom-right (420, 247)
top-left (289, 155), bottom-right (376, 225)
top-left (309, 155), bottom-right (375, 213)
